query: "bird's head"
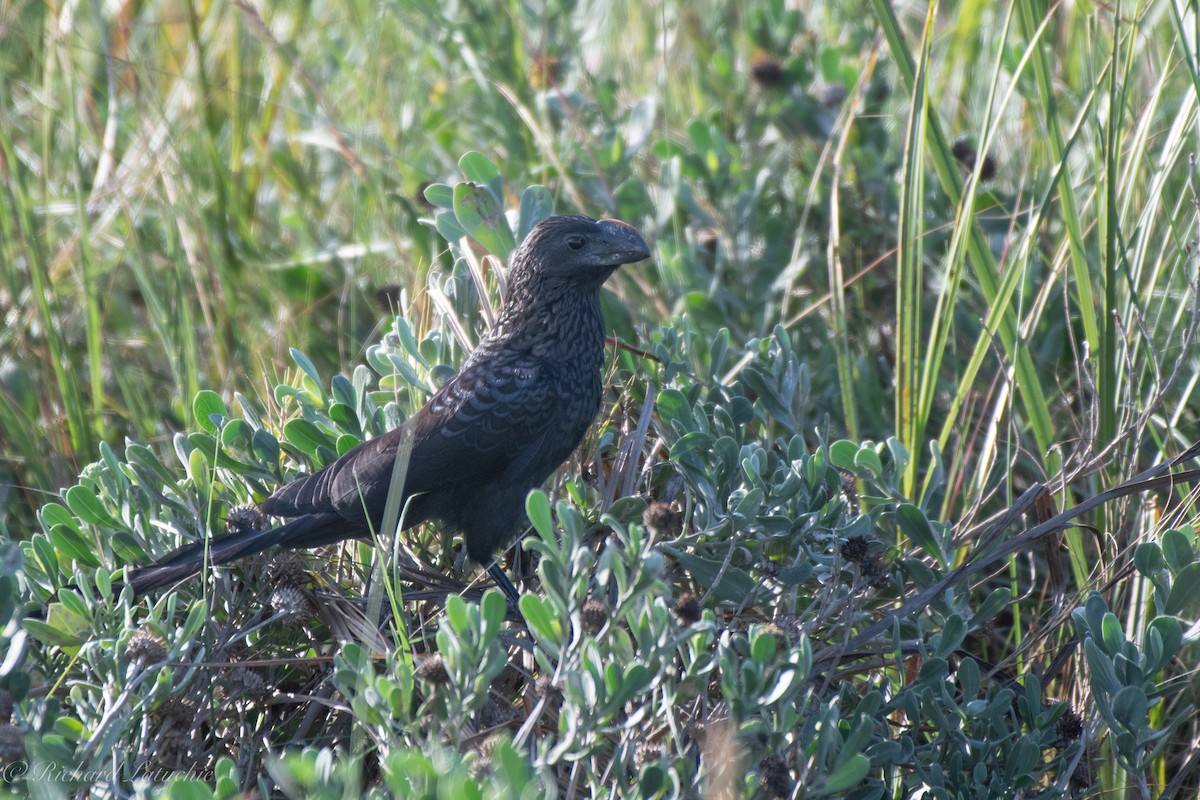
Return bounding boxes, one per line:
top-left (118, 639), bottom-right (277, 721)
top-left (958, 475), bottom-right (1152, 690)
top-left (509, 215), bottom-right (650, 292)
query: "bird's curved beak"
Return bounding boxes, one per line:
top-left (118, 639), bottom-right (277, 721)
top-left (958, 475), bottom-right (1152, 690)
top-left (596, 219), bottom-right (651, 265)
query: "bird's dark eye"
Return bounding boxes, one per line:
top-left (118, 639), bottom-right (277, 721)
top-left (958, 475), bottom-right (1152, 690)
top-left (566, 234), bottom-right (586, 250)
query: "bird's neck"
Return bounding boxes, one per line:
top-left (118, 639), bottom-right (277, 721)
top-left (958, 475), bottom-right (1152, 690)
top-left (492, 280), bottom-right (607, 361)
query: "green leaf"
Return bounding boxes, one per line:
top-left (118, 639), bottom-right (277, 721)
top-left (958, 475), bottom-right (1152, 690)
top-left (234, 392), bottom-right (264, 428)
top-left (480, 589), bottom-right (507, 635)
top-left (957, 655), bottom-right (980, 699)
top-left (918, 657), bottom-right (949, 683)
top-left (935, 614), bottom-right (965, 658)
top-left (829, 439), bottom-right (859, 469)
top-left (1100, 612), bottom-right (1125, 656)
top-left (38, 502), bottom-right (80, 534)
top-left (1112, 686), bottom-right (1148, 729)
top-left (50, 525), bottom-right (100, 568)
top-left (192, 390), bottom-right (228, 433)
top-left (614, 664), bottom-right (650, 706)
top-left (23, 615), bottom-right (88, 649)
top-left (168, 778), bottom-right (216, 800)
top-left (187, 432), bottom-right (251, 472)
top-left (444, 594), bottom-right (469, 634)
top-left (93, 566), bottom-right (111, 599)
top-left (422, 182), bottom-right (454, 209)
top-left (458, 151), bottom-right (503, 198)
top-left (127, 443), bottom-right (177, 484)
top-left (252, 428), bottom-right (280, 465)
top-left (110, 532), bottom-right (146, 564)
top-left (434, 209), bottom-right (468, 243)
top-left (1006, 736), bottom-right (1042, 780)
top-left (453, 181), bottom-right (516, 259)
top-left (335, 433), bottom-right (361, 456)
top-left (290, 348), bottom-right (323, 390)
top-left (656, 389), bottom-right (693, 432)
top-left (854, 446), bottom-right (884, 478)
top-left (519, 594), bottom-right (563, 658)
top-left (1165, 562), bottom-right (1200, 615)
top-left (1083, 638), bottom-right (1120, 696)
top-left (1163, 528), bottom-right (1196, 573)
top-left (1146, 616), bottom-right (1182, 671)
top-left (820, 754), bottom-right (869, 794)
top-left (220, 418), bottom-right (252, 448)
top-left (751, 629), bottom-right (777, 664)
top-left (733, 487), bottom-right (764, 518)
top-left (1134, 542), bottom-right (1167, 578)
top-left (517, 185), bottom-right (553, 241)
top-left (668, 549), bottom-right (758, 604)
top-left (187, 448), bottom-right (211, 491)
top-left (638, 764), bottom-right (665, 795)
top-left (181, 600), bottom-right (208, 640)
top-left (331, 374), bottom-right (357, 407)
top-left (283, 419), bottom-right (335, 458)
top-left (65, 485), bottom-right (121, 529)
top-left (896, 503), bottom-right (945, 567)
top-left (525, 490), bottom-right (553, 538)
top-left (329, 402), bottom-right (362, 436)
top-left (1083, 592), bottom-right (1108, 638)
top-left (970, 586), bottom-right (1011, 627)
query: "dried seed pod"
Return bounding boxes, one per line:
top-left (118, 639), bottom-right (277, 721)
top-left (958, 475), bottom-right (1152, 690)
top-left (125, 630), bottom-right (168, 663)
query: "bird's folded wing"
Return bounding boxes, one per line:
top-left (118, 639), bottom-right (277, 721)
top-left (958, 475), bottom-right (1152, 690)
top-left (263, 350), bottom-right (557, 519)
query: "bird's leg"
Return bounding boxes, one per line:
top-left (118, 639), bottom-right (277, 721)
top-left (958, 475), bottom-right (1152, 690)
top-left (487, 562), bottom-right (522, 616)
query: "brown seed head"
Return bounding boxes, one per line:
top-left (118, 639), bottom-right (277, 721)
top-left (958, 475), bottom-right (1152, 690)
top-left (750, 54), bottom-right (787, 88)
top-left (581, 598), bottom-right (608, 635)
top-left (228, 666), bottom-right (268, 696)
top-left (125, 630), bottom-right (168, 663)
top-left (416, 655), bottom-right (451, 686)
top-left (155, 697), bottom-right (198, 726)
top-left (863, 554), bottom-right (891, 590)
top-left (226, 503), bottom-right (266, 533)
top-left (1057, 707), bottom-right (1083, 742)
top-left (479, 697), bottom-right (519, 729)
top-left (674, 592), bottom-right (702, 625)
top-left (839, 537), bottom-right (870, 564)
top-left (269, 586), bottom-right (312, 626)
top-left (270, 555), bottom-right (309, 589)
top-left (758, 754), bottom-right (793, 799)
top-left (761, 622), bottom-right (790, 653)
top-left (952, 140), bottom-right (996, 181)
top-left (643, 502), bottom-right (682, 538)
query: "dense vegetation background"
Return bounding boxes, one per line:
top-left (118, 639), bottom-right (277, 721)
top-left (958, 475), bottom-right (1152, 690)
top-left (3, 0), bottom-right (1200, 797)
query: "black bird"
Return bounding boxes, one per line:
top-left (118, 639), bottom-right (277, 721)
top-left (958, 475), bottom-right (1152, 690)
top-left (118, 215), bottom-right (650, 606)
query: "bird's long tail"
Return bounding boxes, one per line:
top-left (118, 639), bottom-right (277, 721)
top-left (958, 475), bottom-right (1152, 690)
top-left (119, 513), bottom-right (337, 595)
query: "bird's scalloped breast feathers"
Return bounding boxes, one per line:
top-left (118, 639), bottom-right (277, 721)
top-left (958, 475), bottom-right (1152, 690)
top-left (398, 353), bottom-right (559, 492)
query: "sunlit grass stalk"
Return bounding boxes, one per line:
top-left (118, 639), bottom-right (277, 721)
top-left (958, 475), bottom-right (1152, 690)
top-left (893, 6), bottom-right (931, 498)
top-left (1098, 8), bottom-right (1124, 453)
top-left (875, 0), bottom-right (1058, 480)
top-left (1015, 0), bottom-right (1100, 368)
top-left (920, 4), bottom-right (1017, 514)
